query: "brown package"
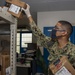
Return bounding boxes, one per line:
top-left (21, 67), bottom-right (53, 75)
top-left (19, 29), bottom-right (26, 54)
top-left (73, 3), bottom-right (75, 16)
top-left (6, 0), bottom-right (27, 18)
top-left (0, 54), bottom-right (1, 75)
top-left (49, 56), bottom-right (75, 75)
top-left (0, 54), bottom-right (10, 75)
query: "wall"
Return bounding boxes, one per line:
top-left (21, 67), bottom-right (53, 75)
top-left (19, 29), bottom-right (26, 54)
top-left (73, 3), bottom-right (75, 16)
top-left (0, 0), bottom-right (5, 6)
top-left (0, 35), bottom-right (10, 54)
top-left (37, 10), bottom-right (75, 32)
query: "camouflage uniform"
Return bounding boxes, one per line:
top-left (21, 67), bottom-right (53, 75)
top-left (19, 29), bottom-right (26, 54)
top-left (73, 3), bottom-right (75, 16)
top-left (29, 21), bottom-right (75, 68)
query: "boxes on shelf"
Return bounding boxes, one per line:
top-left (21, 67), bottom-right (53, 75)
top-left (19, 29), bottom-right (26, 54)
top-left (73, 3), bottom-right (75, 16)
top-left (49, 56), bottom-right (75, 75)
top-left (6, 0), bottom-right (27, 18)
top-left (0, 54), bottom-right (10, 75)
top-left (0, 54), bottom-right (1, 75)
top-left (0, 71), bottom-right (1, 75)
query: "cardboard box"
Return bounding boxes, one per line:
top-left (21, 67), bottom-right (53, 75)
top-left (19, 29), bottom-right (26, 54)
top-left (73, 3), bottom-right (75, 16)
top-left (0, 54), bottom-right (2, 75)
top-left (0, 55), bottom-right (1, 75)
top-left (0, 54), bottom-right (10, 75)
top-left (0, 71), bottom-right (1, 75)
top-left (6, 0), bottom-right (27, 18)
top-left (49, 56), bottom-right (75, 75)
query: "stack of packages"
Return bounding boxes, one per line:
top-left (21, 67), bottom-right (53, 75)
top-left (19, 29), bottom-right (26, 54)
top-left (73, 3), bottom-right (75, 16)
top-left (0, 54), bottom-right (10, 75)
top-left (0, 36), bottom-right (10, 75)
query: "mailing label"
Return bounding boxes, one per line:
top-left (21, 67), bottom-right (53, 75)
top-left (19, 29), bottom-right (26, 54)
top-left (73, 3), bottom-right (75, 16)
top-left (55, 66), bottom-right (72, 75)
top-left (9, 4), bottom-right (20, 14)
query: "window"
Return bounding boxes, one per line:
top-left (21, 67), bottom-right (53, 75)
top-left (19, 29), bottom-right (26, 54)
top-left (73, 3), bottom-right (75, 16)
top-left (21, 33), bottom-right (32, 48)
top-left (16, 30), bottom-right (32, 53)
top-left (16, 33), bottom-right (20, 53)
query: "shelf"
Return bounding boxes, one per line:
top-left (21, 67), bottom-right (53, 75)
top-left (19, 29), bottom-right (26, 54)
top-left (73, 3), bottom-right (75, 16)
top-left (25, 50), bottom-right (36, 54)
top-left (16, 62), bottom-right (31, 67)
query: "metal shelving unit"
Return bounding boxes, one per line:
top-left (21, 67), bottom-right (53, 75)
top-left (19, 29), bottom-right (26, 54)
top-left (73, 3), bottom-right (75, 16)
top-left (0, 8), bottom-right (17, 75)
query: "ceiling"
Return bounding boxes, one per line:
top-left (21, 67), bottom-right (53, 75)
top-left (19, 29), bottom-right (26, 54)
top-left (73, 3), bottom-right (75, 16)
top-left (21, 0), bottom-right (75, 22)
top-left (21, 0), bottom-right (75, 12)
top-left (0, 0), bottom-right (75, 26)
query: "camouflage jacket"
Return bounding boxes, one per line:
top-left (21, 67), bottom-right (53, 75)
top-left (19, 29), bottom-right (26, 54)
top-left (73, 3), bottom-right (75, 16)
top-left (29, 21), bottom-right (75, 67)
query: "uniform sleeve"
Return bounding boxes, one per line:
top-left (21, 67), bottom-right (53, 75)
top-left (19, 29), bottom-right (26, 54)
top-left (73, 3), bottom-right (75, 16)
top-left (68, 45), bottom-right (75, 68)
top-left (29, 21), bottom-right (52, 49)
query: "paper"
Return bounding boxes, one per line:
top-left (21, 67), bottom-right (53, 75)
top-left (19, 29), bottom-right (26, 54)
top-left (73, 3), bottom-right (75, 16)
top-left (6, 66), bottom-right (11, 75)
top-left (55, 66), bottom-right (72, 75)
top-left (0, 7), bottom-right (2, 12)
top-left (9, 4), bottom-right (20, 14)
